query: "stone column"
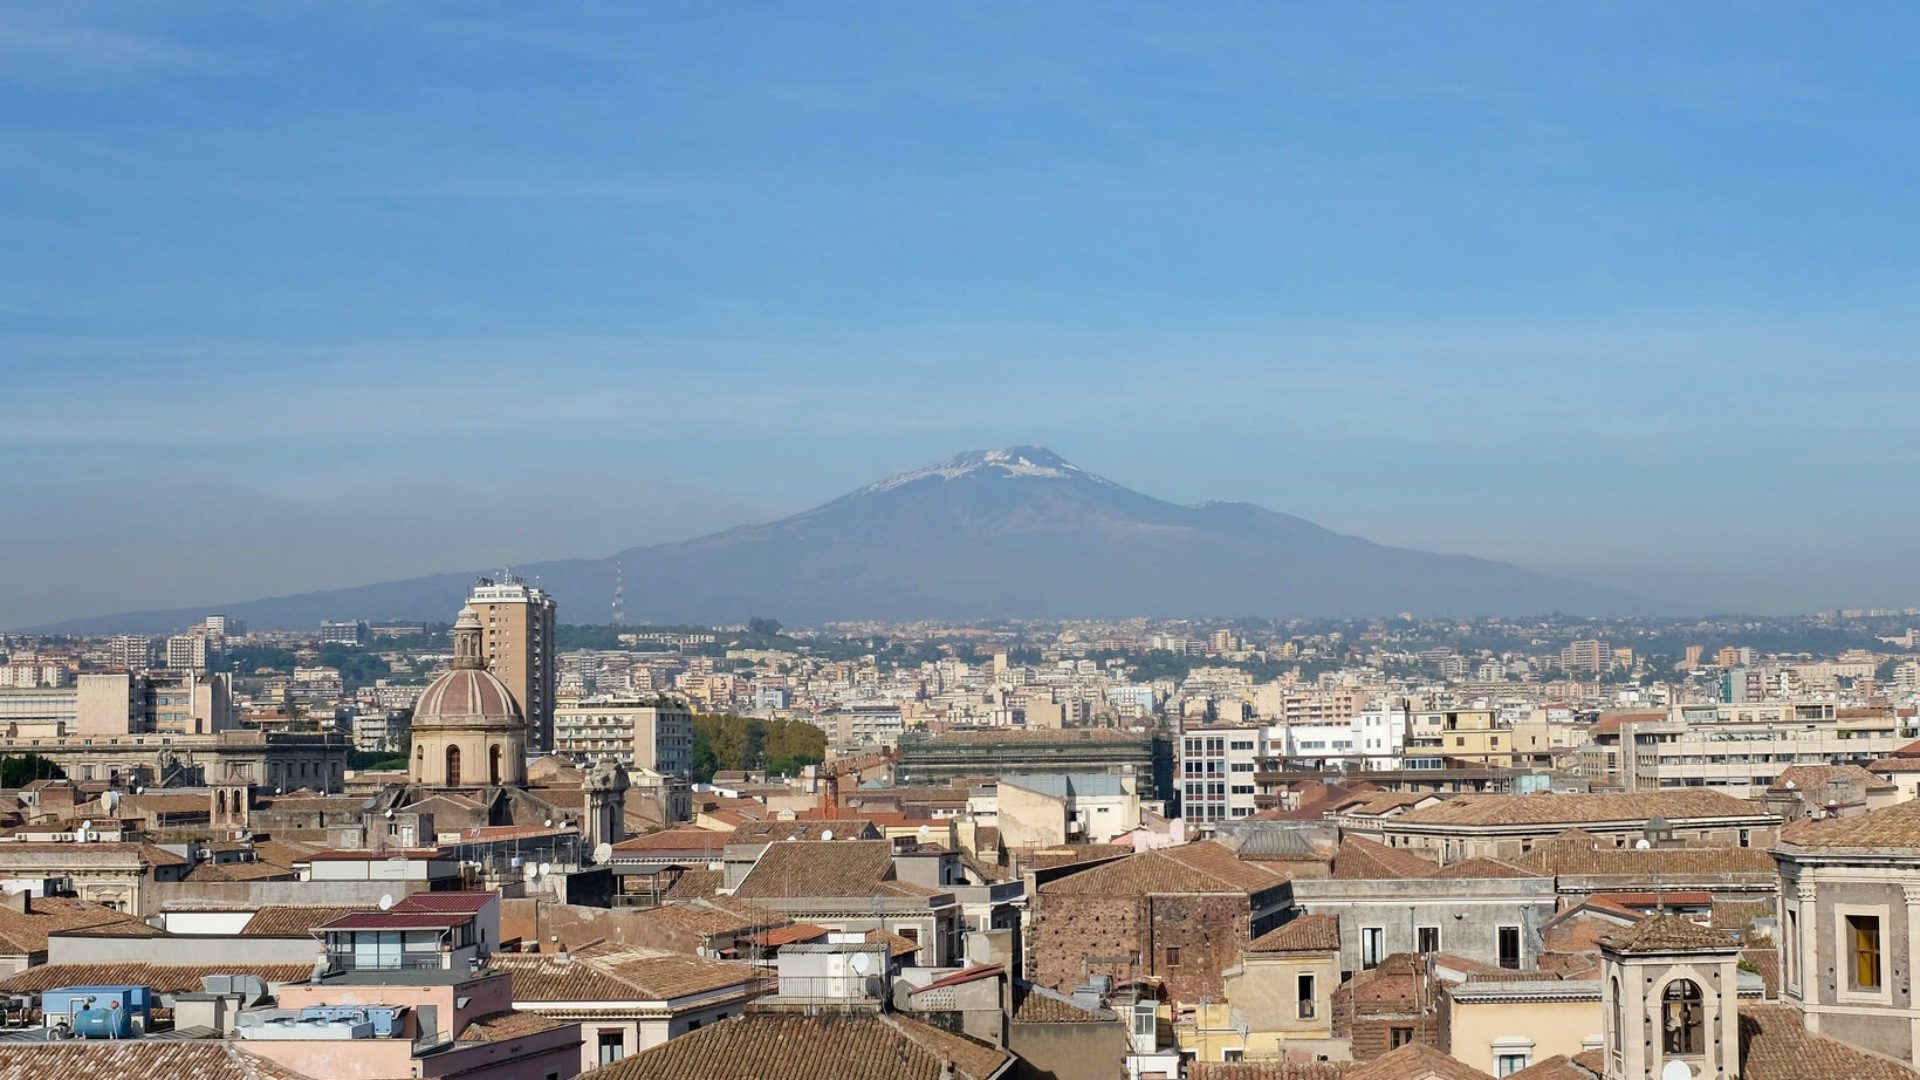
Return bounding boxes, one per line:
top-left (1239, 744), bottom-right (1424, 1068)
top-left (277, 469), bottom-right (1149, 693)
top-left (1797, 880), bottom-right (1820, 1030)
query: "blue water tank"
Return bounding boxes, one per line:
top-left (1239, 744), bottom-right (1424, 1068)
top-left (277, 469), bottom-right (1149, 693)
top-left (70, 1004), bottom-right (132, 1039)
top-left (42, 986), bottom-right (150, 1036)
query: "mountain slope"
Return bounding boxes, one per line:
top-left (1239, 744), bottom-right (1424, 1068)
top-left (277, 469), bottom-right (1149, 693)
top-left (29, 447), bottom-right (1675, 631)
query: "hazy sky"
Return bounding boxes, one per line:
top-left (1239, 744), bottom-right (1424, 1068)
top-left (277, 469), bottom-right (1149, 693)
top-left (5, 4), bottom-right (1920, 627)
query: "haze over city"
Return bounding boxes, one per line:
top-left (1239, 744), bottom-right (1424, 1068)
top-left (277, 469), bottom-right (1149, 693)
top-left (5, 4), bottom-right (1920, 623)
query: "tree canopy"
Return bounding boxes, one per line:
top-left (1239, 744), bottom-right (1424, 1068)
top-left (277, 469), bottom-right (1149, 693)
top-left (691, 714), bottom-right (824, 781)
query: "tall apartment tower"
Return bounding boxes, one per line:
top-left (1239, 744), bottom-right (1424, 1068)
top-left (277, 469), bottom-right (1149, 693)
top-left (467, 575), bottom-right (557, 752)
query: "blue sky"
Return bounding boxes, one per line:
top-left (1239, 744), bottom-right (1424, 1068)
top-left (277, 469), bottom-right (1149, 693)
top-left (4, 3), bottom-right (1919, 626)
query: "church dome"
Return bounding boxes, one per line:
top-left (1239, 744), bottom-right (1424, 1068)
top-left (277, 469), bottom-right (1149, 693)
top-left (414, 667), bottom-right (520, 724)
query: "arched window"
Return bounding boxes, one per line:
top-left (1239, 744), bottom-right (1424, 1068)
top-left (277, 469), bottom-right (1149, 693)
top-left (1610, 975), bottom-right (1623, 1052)
top-left (1662, 979), bottom-right (1703, 1056)
top-left (489, 744), bottom-right (502, 786)
top-left (216, 789), bottom-right (228, 820)
top-left (446, 745), bottom-right (462, 787)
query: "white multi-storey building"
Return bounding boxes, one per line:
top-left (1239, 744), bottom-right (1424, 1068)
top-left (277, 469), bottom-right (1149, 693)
top-left (1179, 722), bottom-right (1266, 829)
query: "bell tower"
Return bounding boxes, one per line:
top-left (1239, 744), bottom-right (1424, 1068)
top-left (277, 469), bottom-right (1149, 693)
top-left (1600, 915), bottom-right (1742, 1080)
top-left (583, 756), bottom-right (630, 854)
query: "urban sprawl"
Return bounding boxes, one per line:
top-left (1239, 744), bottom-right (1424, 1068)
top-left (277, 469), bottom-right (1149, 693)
top-left (1, 585), bottom-right (1919, 1080)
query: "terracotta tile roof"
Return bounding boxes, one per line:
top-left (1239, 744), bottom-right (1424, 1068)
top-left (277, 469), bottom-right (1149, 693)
top-left (1395, 790), bottom-right (1767, 828)
top-left (1345, 1042), bottom-right (1495, 1080)
top-left (633, 900), bottom-right (781, 939)
top-left (1192, 1063), bottom-right (1351, 1080)
top-left (1012, 986), bottom-right (1112, 1023)
top-left (733, 839), bottom-right (899, 899)
top-left (0, 1042), bottom-right (314, 1080)
top-left (248, 840), bottom-right (323, 869)
top-left (1867, 757), bottom-right (1920, 774)
top-left (392, 891), bottom-right (494, 913)
top-left (1429, 857), bottom-right (1540, 879)
top-left (491, 947), bottom-right (763, 1002)
top-left (1739, 1004), bottom-right (1920, 1080)
top-left (1779, 798), bottom-right (1920, 852)
top-left (1771, 764), bottom-right (1896, 793)
top-left (457, 1009), bottom-right (573, 1044)
top-left (1515, 833), bottom-right (1775, 876)
top-left (754, 924), bottom-right (829, 948)
top-left (913, 964), bottom-right (1003, 994)
top-left (1014, 844), bottom-right (1131, 871)
top-left (1600, 914), bottom-right (1738, 954)
top-left (0, 897), bottom-right (154, 955)
top-left (730, 819), bottom-right (883, 844)
top-left (317, 910), bottom-right (470, 931)
top-left (240, 905), bottom-right (368, 936)
top-left (1505, 1055), bottom-right (1600, 1080)
top-left (1038, 841), bottom-right (1286, 897)
top-left (1248, 913), bottom-right (1340, 954)
top-left (0, 962), bottom-right (313, 994)
top-left (1331, 836), bottom-right (1439, 880)
top-left (867, 928), bottom-right (923, 959)
top-left (610, 826), bottom-right (732, 855)
top-left (1571, 1050), bottom-right (1604, 1074)
top-left (587, 1010), bottom-right (1011, 1079)
top-left (1743, 947), bottom-right (1781, 998)
top-left (663, 867), bottom-right (724, 899)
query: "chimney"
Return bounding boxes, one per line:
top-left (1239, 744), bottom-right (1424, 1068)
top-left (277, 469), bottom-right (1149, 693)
top-left (5, 890), bottom-right (29, 914)
top-left (939, 1054), bottom-right (955, 1080)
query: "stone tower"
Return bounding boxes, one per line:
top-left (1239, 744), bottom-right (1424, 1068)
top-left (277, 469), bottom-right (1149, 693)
top-left (583, 756), bottom-right (630, 854)
top-left (1600, 914), bottom-right (1743, 1080)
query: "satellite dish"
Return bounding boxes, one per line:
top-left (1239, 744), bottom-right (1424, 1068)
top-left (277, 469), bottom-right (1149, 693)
top-left (79, 820), bottom-right (92, 831)
top-left (538, 862), bottom-right (552, 877)
top-left (1784, 780), bottom-right (1796, 790)
top-left (1661, 1060), bottom-right (1693, 1080)
top-left (384, 809), bottom-right (395, 819)
top-left (522, 863), bottom-right (538, 881)
top-left (849, 953), bottom-right (874, 976)
top-left (593, 842), bottom-right (613, 864)
top-left (820, 829), bottom-right (834, 842)
top-left (918, 825), bottom-right (930, 837)
top-left (1635, 839), bottom-right (1652, 850)
top-left (377, 894), bottom-right (394, 911)
top-left (544, 819), bottom-right (554, 828)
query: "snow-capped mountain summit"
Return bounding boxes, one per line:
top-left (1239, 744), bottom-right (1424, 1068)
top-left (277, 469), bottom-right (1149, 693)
top-left (33, 447), bottom-right (1675, 631)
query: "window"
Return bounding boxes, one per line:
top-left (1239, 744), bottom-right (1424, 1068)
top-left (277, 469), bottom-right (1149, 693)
top-left (1661, 980), bottom-right (1703, 1055)
top-left (1497, 926), bottom-right (1521, 970)
top-left (597, 1030), bottom-right (626, 1065)
top-left (1224, 1049), bottom-right (1244, 1062)
top-left (1784, 908), bottom-right (1798, 988)
top-left (1848, 913), bottom-right (1882, 991)
top-left (1417, 926), bottom-right (1440, 954)
top-left (1496, 1053), bottom-right (1530, 1077)
top-left (1164, 946), bottom-right (1182, 966)
top-left (1389, 1027), bottom-right (1414, 1049)
top-left (1297, 973), bottom-right (1316, 1019)
top-left (1362, 927), bottom-right (1384, 969)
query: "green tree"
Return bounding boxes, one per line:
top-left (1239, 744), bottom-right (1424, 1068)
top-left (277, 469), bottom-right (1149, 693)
top-left (0, 754), bottom-right (66, 787)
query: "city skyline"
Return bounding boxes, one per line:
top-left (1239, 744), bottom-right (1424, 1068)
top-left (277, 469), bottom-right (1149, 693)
top-left (7, 4), bottom-right (1920, 623)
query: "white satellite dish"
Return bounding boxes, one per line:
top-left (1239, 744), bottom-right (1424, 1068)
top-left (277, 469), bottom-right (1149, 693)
top-left (593, 842), bottom-right (613, 864)
top-left (522, 863), bottom-right (538, 882)
top-left (848, 953), bottom-right (874, 976)
top-left (1661, 1060), bottom-right (1693, 1080)
top-left (538, 862), bottom-right (552, 877)
top-left (1635, 839), bottom-right (1652, 850)
top-left (1784, 780), bottom-right (1796, 790)
top-left (377, 894), bottom-right (395, 911)
top-left (918, 825), bottom-right (931, 837)
top-left (543, 819), bottom-right (554, 828)
top-left (820, 829), bottom-right (834, 842)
